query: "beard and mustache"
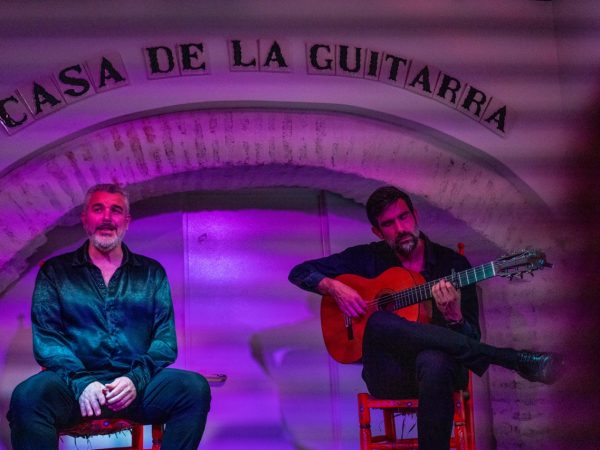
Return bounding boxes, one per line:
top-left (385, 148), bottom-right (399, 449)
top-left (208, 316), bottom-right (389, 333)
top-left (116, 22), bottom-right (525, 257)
top-left (390, 230), bottom-right (419, 257)
top-left (87, 223), bottom-right (124, 252)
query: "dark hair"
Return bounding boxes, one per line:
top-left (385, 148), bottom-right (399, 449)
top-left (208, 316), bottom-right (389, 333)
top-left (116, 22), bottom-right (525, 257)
top-left (366, 186), bottom-right (415, 228)
top-left (83, 183), bottom-right (130, 213)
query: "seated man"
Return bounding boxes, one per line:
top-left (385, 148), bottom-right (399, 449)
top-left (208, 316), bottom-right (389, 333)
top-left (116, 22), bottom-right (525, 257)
top-left (288, 185), bottom-right (562, 450)
top-left (8, 183), bottom-right (211, 450)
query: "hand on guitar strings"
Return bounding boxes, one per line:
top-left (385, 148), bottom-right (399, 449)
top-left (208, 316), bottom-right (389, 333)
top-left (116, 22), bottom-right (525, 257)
top-left (318, 277), bottom-right (367, 317)
top-left (431, 279), bottom-right (463, 322)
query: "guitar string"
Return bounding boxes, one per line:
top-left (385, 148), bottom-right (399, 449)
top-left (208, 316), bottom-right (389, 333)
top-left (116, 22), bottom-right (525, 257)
top-left (362, 266), bottom-right (489, 312)
top-left (360, 263), bottom-right (496, 312)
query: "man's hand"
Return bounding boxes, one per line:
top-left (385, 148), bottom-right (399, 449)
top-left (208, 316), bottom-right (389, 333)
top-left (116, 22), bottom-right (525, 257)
top-left (79, 381), bottom-right (107, 417)
top-left (104, 376), bottom-right (137, 412)
top-left (318, 277), bottom-right (367, 318)
top-left (431, 279), bottom-right (462, 322)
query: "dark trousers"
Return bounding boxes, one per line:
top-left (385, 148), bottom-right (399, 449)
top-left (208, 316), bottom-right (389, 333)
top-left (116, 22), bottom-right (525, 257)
top-left (7, 368), bottom-right (211, 450)
top-left (362, 311), bottom-right (501, 450)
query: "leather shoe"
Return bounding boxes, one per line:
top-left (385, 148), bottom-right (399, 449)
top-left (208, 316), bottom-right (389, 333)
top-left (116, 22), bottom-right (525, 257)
top-left (516, 351), bottom-right (563, 384)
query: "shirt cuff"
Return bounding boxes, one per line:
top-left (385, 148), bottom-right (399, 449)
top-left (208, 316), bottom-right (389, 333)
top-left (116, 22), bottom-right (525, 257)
top-left (445, 318), bottom-right (466, 331)
top-left (298, 271), bottom-right (327, 292)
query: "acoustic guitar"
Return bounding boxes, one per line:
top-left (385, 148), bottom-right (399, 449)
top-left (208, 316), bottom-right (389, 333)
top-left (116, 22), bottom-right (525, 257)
top-left (320, 249), bottom-right (551, 364)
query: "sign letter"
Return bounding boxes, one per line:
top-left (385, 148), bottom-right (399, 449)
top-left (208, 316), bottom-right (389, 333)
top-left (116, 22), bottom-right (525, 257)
top-left (378, 53), bottom-right (409, 87)
top-left (58, 65), bottom-right (92, 99)
top-left (337, 45), bottom-right (363, 77)
top-left (0, 95), bottom-right (30, 133)
top-left (179, 43), bottom-right (208, 75)
top-left (87, 53), bottom-right (129, 92)
top-left (229, 40), bottom-right (258, 71)
top-left (260, 40), bottom-right (289, 71)
top-left (435, 74), bottom-right (463, 105)
top-left (307, 43), bottom-right (334, 75)
top-left (144, 46), bottom-right (179, 79)
top-left (459, 86), bottom-right (489, 118)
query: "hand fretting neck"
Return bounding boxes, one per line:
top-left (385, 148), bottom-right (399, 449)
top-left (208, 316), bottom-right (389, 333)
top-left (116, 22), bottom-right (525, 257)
top-left (386, 262), bottom-right (496, 311)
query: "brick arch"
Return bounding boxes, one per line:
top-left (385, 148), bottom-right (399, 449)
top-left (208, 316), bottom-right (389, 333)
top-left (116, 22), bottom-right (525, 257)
top-left (0, 106), bottom-right (549, 293)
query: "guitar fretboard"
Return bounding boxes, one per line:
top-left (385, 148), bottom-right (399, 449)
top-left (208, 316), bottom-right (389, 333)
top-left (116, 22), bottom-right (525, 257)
top-left (389, 262), bottom-right (496, 311)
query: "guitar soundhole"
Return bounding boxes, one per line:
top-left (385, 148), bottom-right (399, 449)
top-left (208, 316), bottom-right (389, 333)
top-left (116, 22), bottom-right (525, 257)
top-left (376, 289), bottom-right (396, 312)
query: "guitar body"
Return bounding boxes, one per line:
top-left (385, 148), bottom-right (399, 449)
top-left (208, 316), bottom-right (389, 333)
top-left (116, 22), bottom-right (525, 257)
top-left (320, 267), bottom-right (430, 364)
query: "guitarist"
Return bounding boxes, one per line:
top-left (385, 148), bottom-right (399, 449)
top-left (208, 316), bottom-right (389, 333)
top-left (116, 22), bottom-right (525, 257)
top-left (288, 186), bottom-right (561, 450)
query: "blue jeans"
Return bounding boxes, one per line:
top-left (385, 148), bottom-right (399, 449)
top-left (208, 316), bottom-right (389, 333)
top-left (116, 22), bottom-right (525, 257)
top-left (362, 311), bottom-right (497, 450)
top-left (8, 368), bottom-right (211, 450)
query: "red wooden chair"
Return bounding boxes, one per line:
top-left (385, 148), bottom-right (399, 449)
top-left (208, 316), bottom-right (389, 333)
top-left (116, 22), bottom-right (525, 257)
top-left (60, 419), bottom-right (161, 450)
top-left (357, 376), bottom-right (475, 450)
top-left (59, 373), bottom-right (227, 450)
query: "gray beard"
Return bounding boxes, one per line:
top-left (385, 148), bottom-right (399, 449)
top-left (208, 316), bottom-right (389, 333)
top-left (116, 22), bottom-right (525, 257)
top-left (90, 234), bottom-right (121, 252)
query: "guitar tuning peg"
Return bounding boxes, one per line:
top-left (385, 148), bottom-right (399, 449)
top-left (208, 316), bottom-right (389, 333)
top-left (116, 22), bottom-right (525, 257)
top-left (529, 271), bottom-right (535, 277)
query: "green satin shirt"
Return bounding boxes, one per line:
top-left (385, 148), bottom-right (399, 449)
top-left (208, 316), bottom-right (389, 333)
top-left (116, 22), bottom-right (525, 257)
top-left (31, 241), bottom-right (177, 400)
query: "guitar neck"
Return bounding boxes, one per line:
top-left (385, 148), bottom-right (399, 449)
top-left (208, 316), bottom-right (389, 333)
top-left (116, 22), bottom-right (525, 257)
top-left (390, 262), bottom-right (496, 311)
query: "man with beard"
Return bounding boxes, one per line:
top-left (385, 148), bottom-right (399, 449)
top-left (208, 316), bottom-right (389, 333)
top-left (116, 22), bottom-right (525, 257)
top-left (288, 185), bottom-right (561, 450)
top-left (8, 184), bottom-right (211, 450)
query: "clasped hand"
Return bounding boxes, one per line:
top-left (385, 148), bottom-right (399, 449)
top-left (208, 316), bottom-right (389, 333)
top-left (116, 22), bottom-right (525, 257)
top-left (79, 377), bottom-right (137, 417)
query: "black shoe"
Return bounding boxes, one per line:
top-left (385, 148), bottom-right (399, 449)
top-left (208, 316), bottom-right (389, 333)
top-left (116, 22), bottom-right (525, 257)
top-left (516, 351), bottom-right (563, 384)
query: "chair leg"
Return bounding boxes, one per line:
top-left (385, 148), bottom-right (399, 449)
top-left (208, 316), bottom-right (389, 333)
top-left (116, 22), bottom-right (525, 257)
top-left (382, 409), bottom-right (397, 443)
top-left (464, 393), bottom-right (476, 450)
top-left (130, 424), bottom-right (144, 449)
top-left (452, 392), bottom-right (470, 450)
top-left (151, 423), bottom-right (164, 450)
top-left (358, 393), bottom-right (373, 450)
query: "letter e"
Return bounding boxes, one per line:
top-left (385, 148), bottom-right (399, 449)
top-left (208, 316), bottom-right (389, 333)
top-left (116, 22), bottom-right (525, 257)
top-left (179, 43), bottom-right (209, 76)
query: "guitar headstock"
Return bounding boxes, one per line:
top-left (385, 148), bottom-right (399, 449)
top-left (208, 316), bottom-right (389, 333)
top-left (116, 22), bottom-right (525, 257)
top-left (494, 249), bottom-right (551, 279)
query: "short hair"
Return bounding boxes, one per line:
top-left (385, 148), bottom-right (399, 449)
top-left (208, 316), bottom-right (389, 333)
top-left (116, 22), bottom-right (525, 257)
top-left (366, 186), bottom-right (415, 228)
top-left (83, 183), bottom-right (130, 213)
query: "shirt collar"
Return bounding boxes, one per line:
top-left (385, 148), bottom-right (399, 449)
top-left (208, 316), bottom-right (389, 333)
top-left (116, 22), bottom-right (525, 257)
top-left (72, 241), bottom-right (141, 267)
top-left (420, 232), bottom-right (438, 275)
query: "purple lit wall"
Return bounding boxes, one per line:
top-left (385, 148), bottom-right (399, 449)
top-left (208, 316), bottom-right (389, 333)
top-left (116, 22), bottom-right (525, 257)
top-left (1, 2), bottom-right (600, 449)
